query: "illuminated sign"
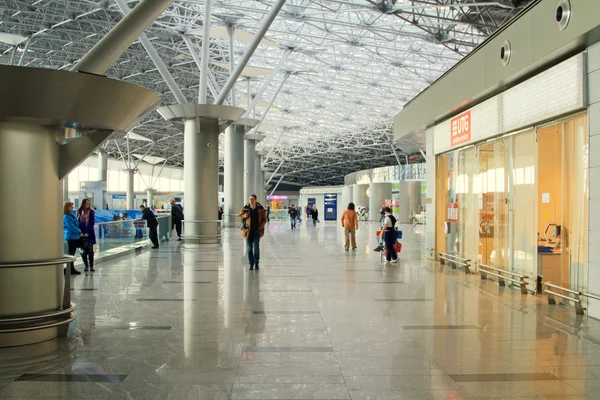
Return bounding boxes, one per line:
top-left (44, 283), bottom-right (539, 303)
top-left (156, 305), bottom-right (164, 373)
top-left (450, 110), bottom-right (471, 147)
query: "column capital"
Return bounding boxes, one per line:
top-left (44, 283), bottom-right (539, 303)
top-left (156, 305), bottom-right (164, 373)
top-left (244, 133), bottom-right (265, 142)
top-left (231, 118), bottom-right (259, 134)
top-left (157, 104), bottom-right (245, 134)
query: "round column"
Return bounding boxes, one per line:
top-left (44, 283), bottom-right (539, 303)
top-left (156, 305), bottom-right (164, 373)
top-left (352, 184), bottom-right (369, 209)
top-left (126, 169), bottom-right (135, 210)
top-left (0, 63), bottom-right (160, 347)
top-left (157, 104), bottom-right (245, 244)
top-left (244, 134), bottom-right (264, 201)
top-left (254, 153), bottom-right (265, 205)
top-left (98, 149), bottom-right (108, 209)
top-left (184, 118), bottom-right (220, 243)
top-left (224, 119), bottom-right (258, 227)
top-left (0, 123), bottom-right (67, 347)
top-left (62, 176), bottom-right (69, 202)
top-left (369, 182), bottom-right (392, 221)
top-left (341, 185), bottom-right (353, 209)
top-left (147, 189), bottom-right (155, 208)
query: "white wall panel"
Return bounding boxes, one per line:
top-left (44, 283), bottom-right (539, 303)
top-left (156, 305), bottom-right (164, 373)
top-left (434, 54), bottom-right (585, 156)
top-left (587, 43), bottom-right (600, 320)
top-left (503, 54), bottom-right (585, 132)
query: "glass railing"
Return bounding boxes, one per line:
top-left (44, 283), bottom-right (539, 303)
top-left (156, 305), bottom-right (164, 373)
top-left (64, 215), bottom-right (171, 255)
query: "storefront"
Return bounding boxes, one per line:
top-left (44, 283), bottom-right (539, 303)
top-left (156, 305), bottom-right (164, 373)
top-left (434, 54), bottom-right (589, 294)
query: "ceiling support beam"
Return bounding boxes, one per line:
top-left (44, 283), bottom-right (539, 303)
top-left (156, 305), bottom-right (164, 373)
top-left (73, 0), bottom-right (174, 74)
top-left (214, 0), bottom-right (286, 105)
top-left (266, 160), bottom-right (284, 186)
top-left (181, 34), bottom-right (220, 101)
top-left (198, 0), bottom-right (213, 104)
top-left (115, 0), bottom-right (187, 104)
top-left (227, 23), bottom-right (236, 107)
top-left (243, 48), bottom-right (292, 117)
top-left (17, 38), bottom-right (32, 66)
top-left (269, 174), bottom-right (285, 196)
top-left (254, 72), bottom-right (290, 140)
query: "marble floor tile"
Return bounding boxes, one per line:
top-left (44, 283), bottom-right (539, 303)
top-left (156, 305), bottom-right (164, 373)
top-left (110, 382), bottom-right (232, 400)
top-left (230, 383), bottom-right (350, 399)
top-left (349, 389), bottom-right (469, 400)
top-left (0, 381), bottom-right (119, 399)
top-left (3, 222), bottom-right (600, 399)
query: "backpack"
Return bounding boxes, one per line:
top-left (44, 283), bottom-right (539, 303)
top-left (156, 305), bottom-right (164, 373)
top-left (387, 215), bottom-right (397, 230)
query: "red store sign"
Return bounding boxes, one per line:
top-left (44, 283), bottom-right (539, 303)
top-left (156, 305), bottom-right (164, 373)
top-left (450, 110), bottom-right (471, 147)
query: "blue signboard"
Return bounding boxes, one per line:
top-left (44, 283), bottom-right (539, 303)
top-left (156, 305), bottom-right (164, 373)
top-left (112, 194), bottom-right (137, 199)
top-left (324, 193), bottom-right (337, 221)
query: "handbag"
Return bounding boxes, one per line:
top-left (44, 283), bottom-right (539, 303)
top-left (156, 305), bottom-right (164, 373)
top-left (80, 236), bottom-right (93, 255)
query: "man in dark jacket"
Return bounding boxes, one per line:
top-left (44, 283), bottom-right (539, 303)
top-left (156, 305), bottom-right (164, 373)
top-left (139, 205), bottom-right (159, 248)
top-left (170, 199), bottom-right (184, 241)
top-left (239, 194), bottom-right (267, 271)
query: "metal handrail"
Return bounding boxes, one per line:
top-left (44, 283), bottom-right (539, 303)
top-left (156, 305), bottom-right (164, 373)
top-left (0, 313), bottom-right (76, 334)
top-left (479, 264), bottom-right (529, 295)
top-left (181, 220), bottom-right (222, 241)
top-left (583, 292), bottom-right (600, 302)
top-left (0, 303), bottom-right (76, 323)
top-left (96, 215), bottom-right (169, 227)
top-left (0, 256), bottom-right (76, 269)
top-left (438, 252), bottom-right (472, 274)
top-left (544, 282), bottom-right (584, 315)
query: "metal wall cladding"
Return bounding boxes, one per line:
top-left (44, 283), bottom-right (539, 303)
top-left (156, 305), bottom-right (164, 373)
top-left (395, 0), bottom-right (600, 144)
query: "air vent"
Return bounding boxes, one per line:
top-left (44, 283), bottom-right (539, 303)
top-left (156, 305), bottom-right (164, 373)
top-left (556, 0), bottom-right (571, 31)
top-left (500, 40), bottom-right (511, 66)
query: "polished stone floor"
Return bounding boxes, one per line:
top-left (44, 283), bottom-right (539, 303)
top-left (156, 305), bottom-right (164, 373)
top-left (2, 221), bottom-right (600, 399)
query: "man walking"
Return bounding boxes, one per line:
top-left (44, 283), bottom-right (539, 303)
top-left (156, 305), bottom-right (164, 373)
top-left (288, 204), bottom-right (298, 230)
top-left (239, 194), bottom-right (267, 271)
top-left (341, 202), bottom-right (358, 251)
top-left (139, 205), bottom-right (159, 249)
top-left (170, 199), bottom-right (184, 241)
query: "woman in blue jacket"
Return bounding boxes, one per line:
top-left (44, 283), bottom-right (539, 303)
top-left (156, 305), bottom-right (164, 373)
top-left (63, 201), bottom-right (82, 275)
top-left (77, 199), bottom-right (96, 272)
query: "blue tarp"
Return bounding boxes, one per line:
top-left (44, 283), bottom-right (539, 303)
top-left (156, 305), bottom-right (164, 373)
top-left (94, 210), bottom-right (144, 223)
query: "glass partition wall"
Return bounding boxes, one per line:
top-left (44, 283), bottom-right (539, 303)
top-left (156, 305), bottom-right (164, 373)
top-left (436, 113), bottom-right (588, 294)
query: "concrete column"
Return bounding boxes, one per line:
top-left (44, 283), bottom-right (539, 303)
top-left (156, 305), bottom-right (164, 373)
top-left (62, 176), bottom-right (69, 201)
top-left (352, 184), bottom-right (369, 209)
top-left (98, 150), bottom-right (108, 182)
top-left (369, 182), bottom-right (392, 221)
top-left (245, 139), bottom-right (256, 198)
top-left (0, 122), bottom-right (67, 347)
top-left (244, 135), bottom-right (264, 201)
top-left (157, 104), bottom-right (245, 244)
top-left (254, 153), bottom-right (265, 205)
top-left (0, 58), bottom-right (160, 347)
top-left (147, 189), bottom-right (155, 208)
top-left (341, 185), bottom-right (353, 209)
top-left (224, 124), bottom-right (245, 226)
top-left (98, 149), bottom-right (108, 209)
top-left (126, 169), bottom-right (135, 209)
top-left (183, 118), bottom-right (220, 243)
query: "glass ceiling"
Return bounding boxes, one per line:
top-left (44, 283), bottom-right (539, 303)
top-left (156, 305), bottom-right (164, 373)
top-left (0, 0), bottom-right (532, 186)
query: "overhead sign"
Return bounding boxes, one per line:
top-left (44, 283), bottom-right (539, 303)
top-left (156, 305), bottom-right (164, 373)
top-left (324, 194), bottom-right (337, 221)
top-left (450, 110), bottom-right (471, 147)
top-left (266, 195), bottom-right (288, 200)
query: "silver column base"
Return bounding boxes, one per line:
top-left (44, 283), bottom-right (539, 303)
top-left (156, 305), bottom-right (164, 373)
top-left (0, 257), bottom-right (76, 348)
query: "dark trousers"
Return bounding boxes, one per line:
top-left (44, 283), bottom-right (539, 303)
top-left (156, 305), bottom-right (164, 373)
top-left (67, 239), bottom-right (80, 256)
top-left (246, 232), bottom-right (260, 266)
top-left (149, 226), bottom-right (159, 247)
top-left (173, 219), bottom-right (182, 238)
top-left (67, 239), bottom-right (82, 272)
top-left (384, 230), bottom-right (398, 261)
